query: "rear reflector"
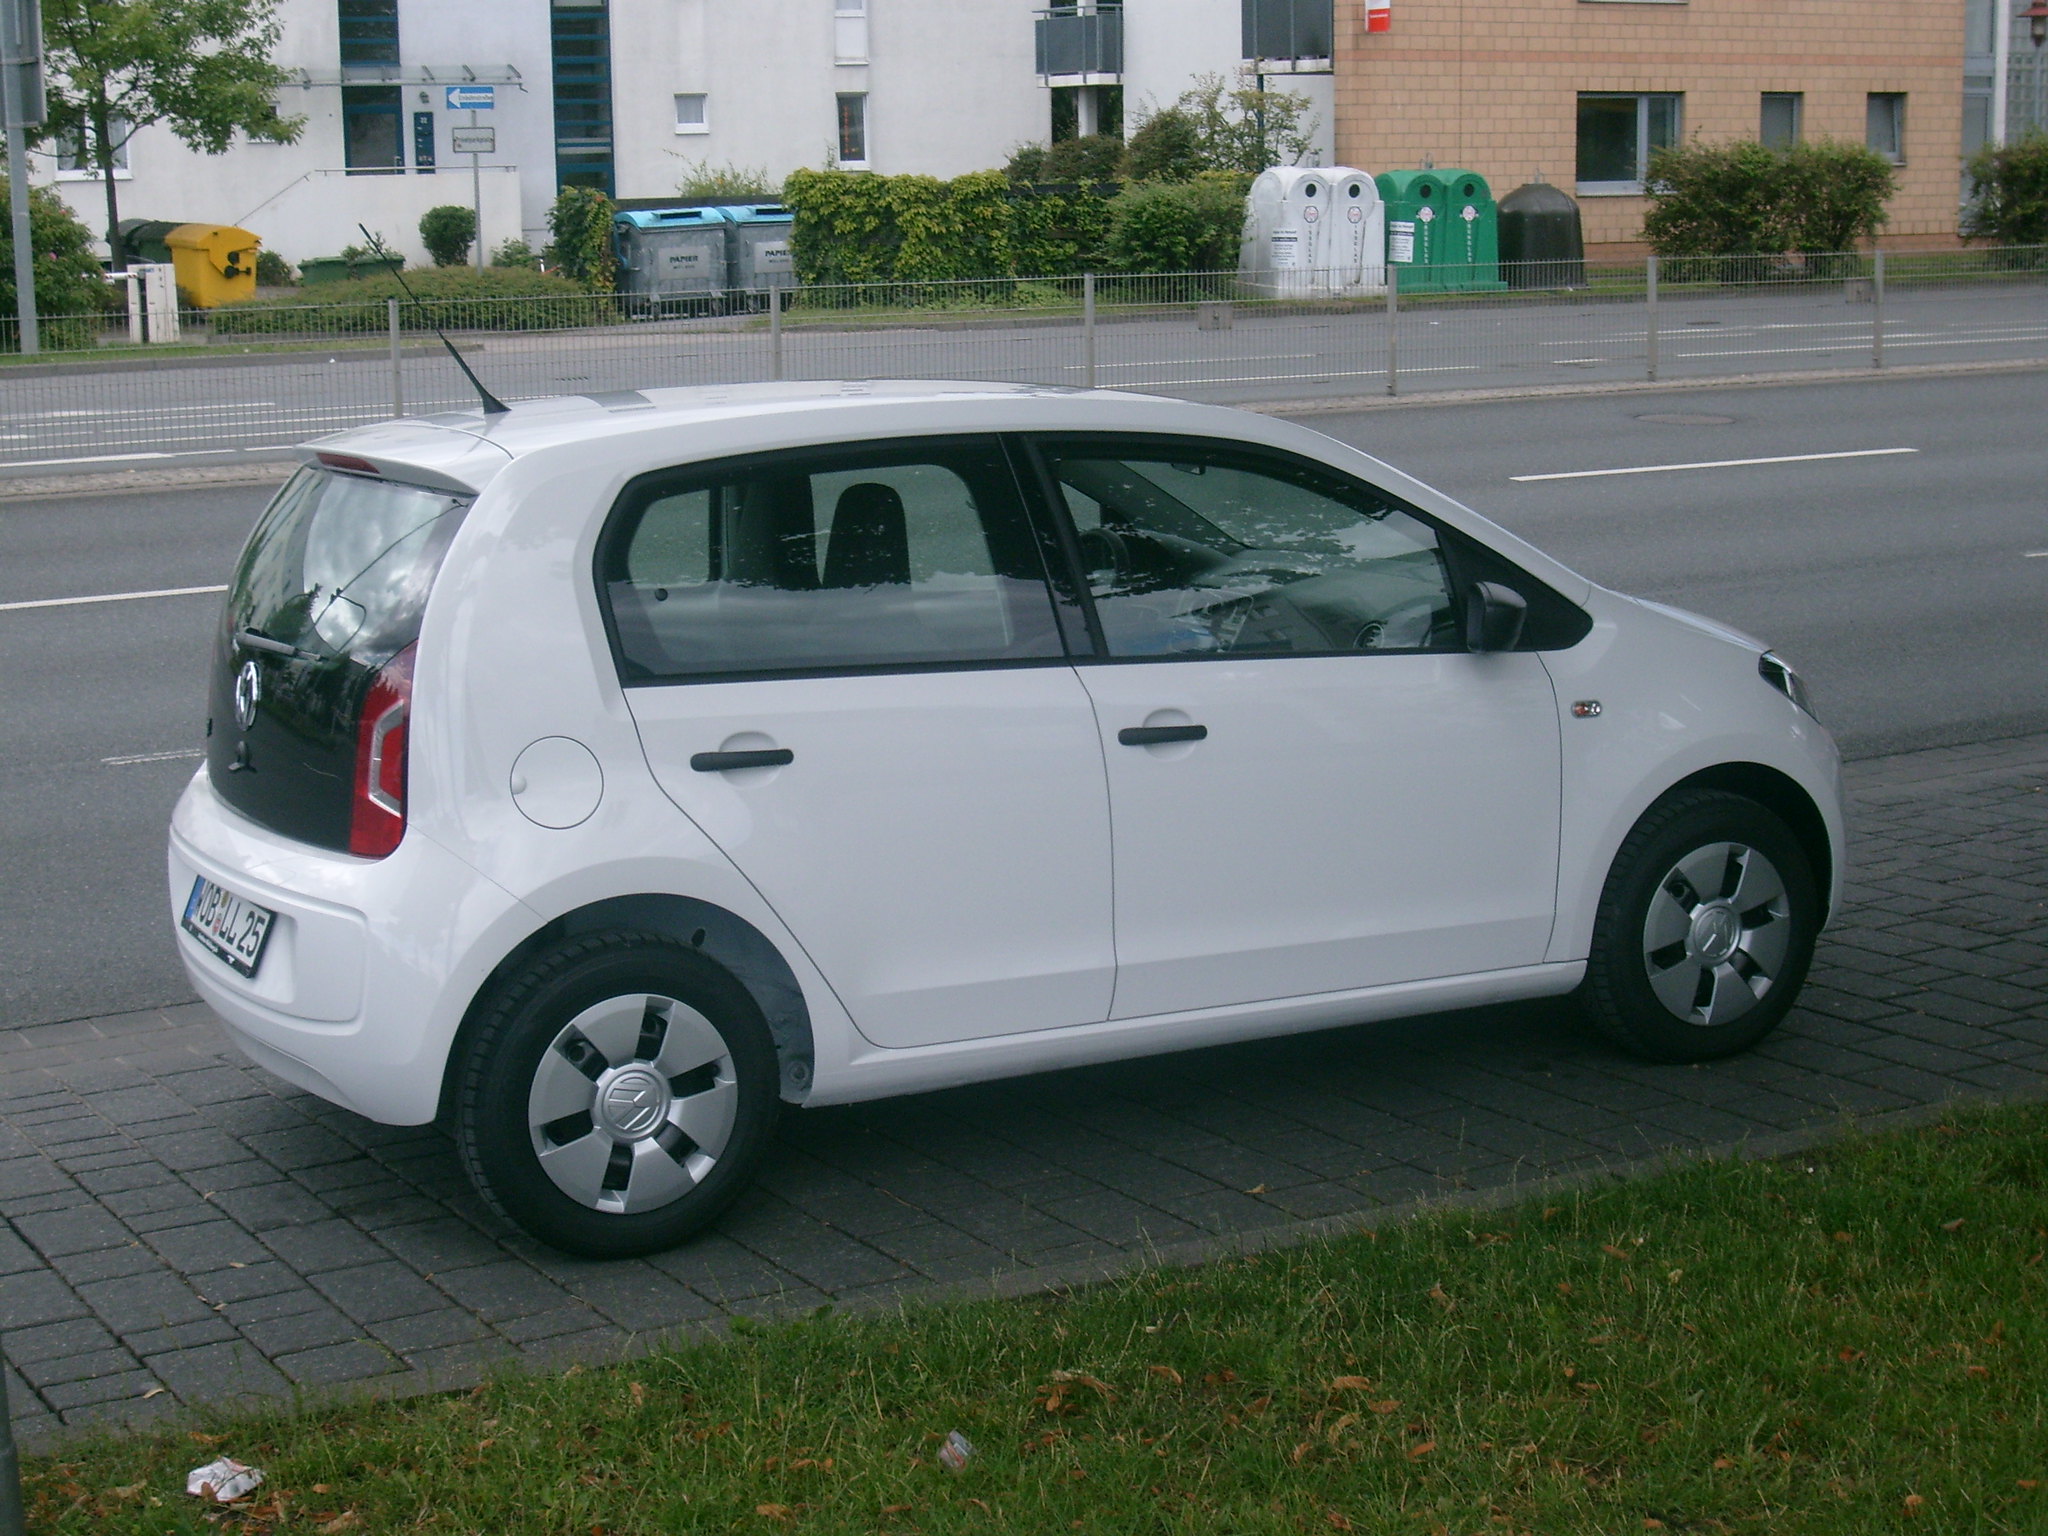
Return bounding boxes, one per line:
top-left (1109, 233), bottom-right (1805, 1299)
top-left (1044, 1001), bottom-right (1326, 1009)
top-left (349, 644), bottom-right (415, 858)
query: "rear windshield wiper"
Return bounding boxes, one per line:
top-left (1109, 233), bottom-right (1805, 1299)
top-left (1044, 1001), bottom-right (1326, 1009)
top-left (234, 628), bottom-right (320, 662)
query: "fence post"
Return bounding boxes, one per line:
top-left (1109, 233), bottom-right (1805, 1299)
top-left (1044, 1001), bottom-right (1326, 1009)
top-left (388, 298), bottom-right (403, 417)
top-left (1384, 264), bottom-right (1398, 397)
top-left (769, 287), bottom-right (783, 381)
top-left (0, 1337), bottom-right (25, 1536)
top-left (1645, 255), bottom-right (1659, 383)
top-left (1872, 249), bottom-right (1885, 370)
top-left (1083, 273), bottom-right (1096, 388)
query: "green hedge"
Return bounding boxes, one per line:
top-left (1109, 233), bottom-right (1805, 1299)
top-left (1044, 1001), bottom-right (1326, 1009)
top-left (1642, 139), bottom-right (1896, 278)
top-left (783, 167), bottom-right (1250, 288)
top-left (210, 266), bottom-right (610, 335)
top-left (1964, 131), bottom-right (2048, 248)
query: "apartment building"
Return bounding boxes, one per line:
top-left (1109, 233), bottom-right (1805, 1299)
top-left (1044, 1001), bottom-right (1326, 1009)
top-left (1329, 0), bottom-right (1972, 253)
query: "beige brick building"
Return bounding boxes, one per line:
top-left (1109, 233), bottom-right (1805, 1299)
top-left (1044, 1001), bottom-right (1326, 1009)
top-left (1330, 0), bottom-right (1967, 254)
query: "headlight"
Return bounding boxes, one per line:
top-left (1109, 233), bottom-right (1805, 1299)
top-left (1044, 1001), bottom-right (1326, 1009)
top-left (1758, 651), bottom-right (1816, 719)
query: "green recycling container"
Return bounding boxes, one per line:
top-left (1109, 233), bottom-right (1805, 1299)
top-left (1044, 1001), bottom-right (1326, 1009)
top-left (1375, 169), bottom-right (1506, 293)
top-left (1434, 169), bottom-right (1505, 291)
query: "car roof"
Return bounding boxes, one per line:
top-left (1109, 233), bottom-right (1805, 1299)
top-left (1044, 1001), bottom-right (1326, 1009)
top-left (301, 381), bottom-right (1305, 493)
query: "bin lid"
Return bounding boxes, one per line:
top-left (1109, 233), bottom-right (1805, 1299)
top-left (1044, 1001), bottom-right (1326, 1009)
top-left (718, 203), bottom-right (793, 224)
top-left (1374, 170), bottom-right (1451, 205)
top-left (164, 224), bottom-right (261, 256)
top-left (615, 207), bottom-right (726, 229)
top-left (1499, 181), bottom-right (1580, 217)
top-left (1435, 170), bottom-right (1495, 203)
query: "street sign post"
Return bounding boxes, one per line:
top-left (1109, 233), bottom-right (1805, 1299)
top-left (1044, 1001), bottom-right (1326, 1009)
top-left (443, 90), bottom-right (498, 272)
top-left (0, 0), bottom-right (43, 354)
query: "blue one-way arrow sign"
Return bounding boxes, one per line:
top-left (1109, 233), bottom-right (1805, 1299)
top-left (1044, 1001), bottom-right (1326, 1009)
top-left (444, 85), bottom-right (495, 110)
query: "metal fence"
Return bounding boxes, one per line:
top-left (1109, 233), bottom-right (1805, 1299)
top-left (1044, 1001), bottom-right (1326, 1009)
top-left (0, 248), bottom-right (2042, 466)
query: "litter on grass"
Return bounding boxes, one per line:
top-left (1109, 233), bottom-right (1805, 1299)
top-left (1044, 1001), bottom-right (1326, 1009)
top-left (937, 1431), bottom-right (975, 1472)
top-left (187, 1457), bottom-right (265, 1502)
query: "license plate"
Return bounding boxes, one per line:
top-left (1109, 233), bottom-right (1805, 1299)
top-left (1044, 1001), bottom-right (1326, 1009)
top-left (181, 876), bottom-right (275, 978)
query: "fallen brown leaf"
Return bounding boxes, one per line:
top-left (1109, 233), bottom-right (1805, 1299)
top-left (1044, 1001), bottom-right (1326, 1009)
top-left (315, 1514), bottom-right (361, 1535)
top-left (1408, 1441), bottom-right (1436, 1459)
top-left (1904, 1494), bottom-right (1925, 1514)
top-left (1147, 1366), bottom-right (1182, 1385)
top-left (1428, 1284), bottom-right (1455, 1311)
top-left (1368, 1399), bottom-right (1401, 1414)
top-left (1941, 1219), bottom-right (1966, 1232)
top-left (1325, 1512), bottom-right (1354, 1530)
top-left (1713, 1457), bottom-right (1737, 1470)
top-left (1328, 1376), bottom-right (1371, 1391)
top-left (755, 1505), bottom-right (794, 1524)
top-left (1602, 1244), bottom-right (1632, 1261)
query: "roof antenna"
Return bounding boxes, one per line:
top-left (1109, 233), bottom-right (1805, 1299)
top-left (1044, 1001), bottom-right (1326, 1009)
top-left (357, 225), bottom-right (509, 417)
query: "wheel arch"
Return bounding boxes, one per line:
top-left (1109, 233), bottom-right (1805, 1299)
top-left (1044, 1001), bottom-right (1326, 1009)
top-left (1660, 761), bottom-right (1834, 921)
top-left (438, 893), bottom-right (816, 1126)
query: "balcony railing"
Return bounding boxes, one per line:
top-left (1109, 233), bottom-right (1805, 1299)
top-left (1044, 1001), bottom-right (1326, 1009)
top-left (1035, 6), bottom-right (1123, 80)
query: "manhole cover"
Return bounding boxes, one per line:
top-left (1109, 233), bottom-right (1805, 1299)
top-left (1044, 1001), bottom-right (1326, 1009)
top-left (1635, 412), bottom-right (1735, 425)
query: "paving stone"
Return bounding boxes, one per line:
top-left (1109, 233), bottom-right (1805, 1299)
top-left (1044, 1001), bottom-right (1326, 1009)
top-left (368, 1308), bottom-right (493, 1353)
top-left (76, 1271), bottom-right (216, 1331)
top-left (258, 1219), bottom-right (391, 1273)
top-left (40, 1368), bottom-right (162, 1412)
top-left (0, 1270), bottom-right (88, 1330)
top-left (430, 1262), bottom-right (575, 1322)
top-left (271, 1339), bottom-right (402, 1387)
top-left (307, 1260), bottom-right (449, 1325)
top-left (19, 1347), bottom-right (141, 1390)
top-left (47, 1244), bottom-right (163, 1287)
top-left (239, 1302), bottom-right (365, 1357)
top-left (120, 1317), bottom-right (241, 1357)
top-left (141, 1340), bottom-right (292, 1404)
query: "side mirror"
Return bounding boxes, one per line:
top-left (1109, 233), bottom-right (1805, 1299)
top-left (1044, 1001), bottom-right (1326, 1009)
top-left (1465, 581), bottom-right (1527, 652)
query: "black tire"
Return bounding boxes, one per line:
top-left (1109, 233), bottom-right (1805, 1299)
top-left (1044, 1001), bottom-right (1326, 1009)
top-left (1578, 789), bottom-right (1819, 1063)
top-left (454, 932), bottom-right (779, 1257)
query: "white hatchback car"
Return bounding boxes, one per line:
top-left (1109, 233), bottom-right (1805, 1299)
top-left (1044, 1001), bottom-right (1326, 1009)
top-left (169, 382), bottom-right (1841, 1256)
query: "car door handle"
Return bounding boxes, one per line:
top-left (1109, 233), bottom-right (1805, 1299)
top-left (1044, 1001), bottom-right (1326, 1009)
top-left (690, 748), bottom-right (794, 772)
top-left (1117, 724), bottom-right (1208, 747)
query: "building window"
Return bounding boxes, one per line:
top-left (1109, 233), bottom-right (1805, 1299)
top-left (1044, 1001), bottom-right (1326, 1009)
top-left (1759, 92), bottom-right (1802, 149)
top-left (835, 0), bottom-right (869, 64)
top-left (1576, 92), bottom-right (1681, 193)
top-left (553, 0), bottom-right (615, 195)
top-left (837, 91), bottom-right (868, 165)
top-left (53, 121), bottom-right (130, 178)
top-left (1242, 0), bottom-right (1332, 62)
top-left (674, 93), bottom-right (708, 133)
top-left (342, 85), bottom-right (404, 173)
top-left (338, 0), bottom-right (399, 70)
top-left (1866, 92), bottom-right (1906, 163)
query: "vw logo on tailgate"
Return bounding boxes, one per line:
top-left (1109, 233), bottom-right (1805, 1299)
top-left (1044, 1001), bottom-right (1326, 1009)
top-left (232, 659), bottom-right (263, 731)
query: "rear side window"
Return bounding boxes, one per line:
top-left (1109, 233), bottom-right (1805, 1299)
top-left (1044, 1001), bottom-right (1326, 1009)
top-left (599, 438), bottom-right (1064, 681)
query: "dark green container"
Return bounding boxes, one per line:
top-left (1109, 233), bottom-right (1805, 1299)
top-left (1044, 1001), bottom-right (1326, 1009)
top-left (1374, 169), bottom-right (1506, 293)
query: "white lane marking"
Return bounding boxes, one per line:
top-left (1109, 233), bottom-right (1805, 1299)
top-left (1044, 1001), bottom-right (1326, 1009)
top-left (0, 446), bottom-right (298, 468)
top-left (1510, 447), bottom-right (1917, 483)
top-left (102, 748), bottom-right (204, 766)
top-left (0, 583), bottom-right (227, 612)
top-left (2025, 551), bottom-right (2048, 558)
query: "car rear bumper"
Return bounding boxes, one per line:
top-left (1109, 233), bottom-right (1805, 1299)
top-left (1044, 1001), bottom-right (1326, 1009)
top-left (167, 767), bottom-right (530, 1124)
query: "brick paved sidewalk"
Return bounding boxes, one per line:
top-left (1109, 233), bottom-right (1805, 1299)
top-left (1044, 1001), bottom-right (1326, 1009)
top-left (4, 734), bottom-right (2043, 1447)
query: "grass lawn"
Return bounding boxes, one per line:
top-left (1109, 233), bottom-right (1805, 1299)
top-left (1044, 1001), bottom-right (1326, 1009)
top-left (22, 1102), bottom-right (2048, 1535)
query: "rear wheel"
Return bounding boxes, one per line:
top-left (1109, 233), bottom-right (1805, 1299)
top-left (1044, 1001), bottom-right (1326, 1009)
top-left (1579, 790), bottom-right (1819, 1063)
top-left (454, 933), bottom-right (779, 1256)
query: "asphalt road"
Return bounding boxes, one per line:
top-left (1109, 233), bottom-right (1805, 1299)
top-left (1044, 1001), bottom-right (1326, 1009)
top-left (1, 367), bottom-right (2042, 1035)
top-left (1, 277), bottom-right (2041, 465)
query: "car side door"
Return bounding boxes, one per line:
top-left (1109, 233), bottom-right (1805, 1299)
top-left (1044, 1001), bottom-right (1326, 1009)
top-left (1025, 433), bottom-right (1566, 1020)
top-left (601, 435), bottom-right (1115, 1049)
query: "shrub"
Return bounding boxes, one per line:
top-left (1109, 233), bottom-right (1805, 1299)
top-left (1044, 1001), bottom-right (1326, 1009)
top-left (1125, 72), bottom-right (1318, 181)
top-left (0, 179), bottom-right (118, 348)
top-left (254, 249), bottom-right (295, 286)
top-left (1042, 134), bottom-right (1126, 184)
top-left (1643, 139), bottom-right (1895, 276)
top-left (543, 186), bottom-right (617, 291)
top-left (1124, 108), bottom-right (1206, 183)
top-left (490, 237), bottom-right (540, 270)
top-left (1963, 131), bottom-right (2048, 248)
top-left (674, 158), bottom-right (777, 200)
top-left (1777, 141), bottom-right (1895, 256)
top-left (418, 205), bottom-right (477, 267)
top-left (1105, 174), bottom-right (1247, 274)
top-left (210, 266), bottom-right (607, 335)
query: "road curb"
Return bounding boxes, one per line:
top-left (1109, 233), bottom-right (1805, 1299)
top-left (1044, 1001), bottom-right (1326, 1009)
top-left (0, 461), bottom-right (297, 502)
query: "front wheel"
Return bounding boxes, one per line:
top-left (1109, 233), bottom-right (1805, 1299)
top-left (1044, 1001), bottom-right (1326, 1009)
top-left (1578, 789), bottom-right (1819, 1063)
top-left (454, 933), bottom-right (780, 1257)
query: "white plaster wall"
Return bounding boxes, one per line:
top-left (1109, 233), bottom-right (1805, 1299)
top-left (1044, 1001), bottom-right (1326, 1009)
top-left (1121, 0), bottom-right (1335, 166)
top-left (609, 0), bottom-right (1044, 197)
top-left (39, 0), bottom-right (550, 265)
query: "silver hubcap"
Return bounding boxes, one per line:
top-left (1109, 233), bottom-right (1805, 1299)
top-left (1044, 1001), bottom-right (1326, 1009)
top-left (527, 993), bottom-right (738, 1214)
top-left (1641, 840), bottom-right (1792, 1027)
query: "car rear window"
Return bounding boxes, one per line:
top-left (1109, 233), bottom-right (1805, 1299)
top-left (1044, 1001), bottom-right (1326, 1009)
top-left (228, 466), bottom-right (469, 665)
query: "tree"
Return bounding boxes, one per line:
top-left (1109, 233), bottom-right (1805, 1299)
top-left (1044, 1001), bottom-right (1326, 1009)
top-left (0, 178), bottom-right (117, 346)
top-left (419, 205), bottom-right (477, 267)
top-left (543, 186), bottom-right (617, 291)
top-left (1126, 71), bottom-right (1317, 181)
top-left (41, 0), bottom-right (305, 269)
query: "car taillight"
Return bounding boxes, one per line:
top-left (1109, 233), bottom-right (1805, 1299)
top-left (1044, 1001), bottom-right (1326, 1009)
top-left (349, 644), bottom-right (416, 858)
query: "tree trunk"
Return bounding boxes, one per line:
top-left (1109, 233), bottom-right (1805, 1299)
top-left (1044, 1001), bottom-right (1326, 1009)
top-left (92, 96), bottom-right (123, 271)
